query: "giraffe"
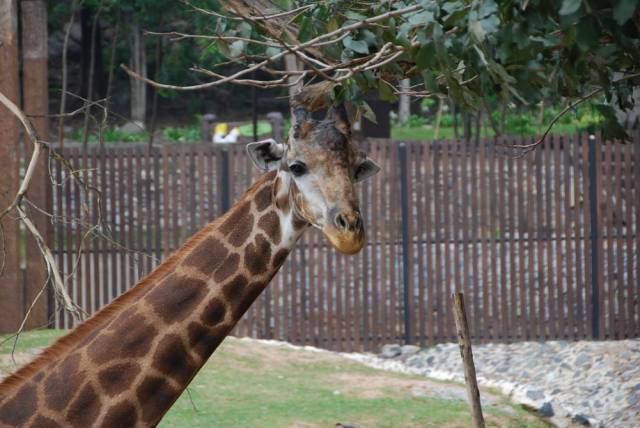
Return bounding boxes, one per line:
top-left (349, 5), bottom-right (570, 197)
top-left (0, 93), bottom-right (380, 427)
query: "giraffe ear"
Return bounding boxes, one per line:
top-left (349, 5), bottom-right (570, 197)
top-left (246, 139), bottom-right (285, 171)
top-left (353, 158), bottom-right (380, 183)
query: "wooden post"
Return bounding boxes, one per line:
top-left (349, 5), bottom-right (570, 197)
top-left (453, 292), bottom-right (485, 428)
top-left (21, 0), bottom-right (50, 329)
top-left (0, 0), bottom-right (22, 333)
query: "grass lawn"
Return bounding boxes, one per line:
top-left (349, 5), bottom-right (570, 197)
top-left (1, 330), bottom-right (547, 428)
top-left (391, 123), bottom-right (579, 141)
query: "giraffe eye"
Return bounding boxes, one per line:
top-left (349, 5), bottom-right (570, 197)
top-left (289, 162), bottom-right (307, 177)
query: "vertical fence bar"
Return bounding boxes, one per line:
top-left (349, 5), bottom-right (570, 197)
top-left (221, 147), bottom-right (231, 214)
top-left (587, 135), bottom-right (600, 339)
top-left (398, 142), bottom-right (412, 344)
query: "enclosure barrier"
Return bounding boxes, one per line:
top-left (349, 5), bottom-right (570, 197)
top-left (47, 134), bottom-right (640, 351)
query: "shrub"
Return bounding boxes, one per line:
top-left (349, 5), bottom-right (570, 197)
top-left (163, 126), bottom-right (201, 142)
top-left (70, 127), bottom-right (148, 143)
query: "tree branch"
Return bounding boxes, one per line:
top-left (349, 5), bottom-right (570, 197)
top-left (0, 91), bottom-right (84, 319)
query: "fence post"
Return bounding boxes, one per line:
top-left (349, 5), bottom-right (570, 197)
top-left (220, 148), bottom-right (231, 214)
top-left (587, 135), bottom-right (600, 339)
top-left (399, 142), bottom-right (412, 344)
top-left (201, 113), bottom-right (216, 144)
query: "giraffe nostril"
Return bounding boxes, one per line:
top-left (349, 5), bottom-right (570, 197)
top-left (335, 213), bottom-right (348, 231)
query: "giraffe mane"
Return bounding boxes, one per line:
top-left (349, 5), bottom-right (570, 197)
top-left (0, 221), bottom-right (221, 396)
top-left (0, 172), bottom-right (276, 396)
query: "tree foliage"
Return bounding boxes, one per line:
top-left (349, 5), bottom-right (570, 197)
top-left (189, 0), bottom-right (640, 139)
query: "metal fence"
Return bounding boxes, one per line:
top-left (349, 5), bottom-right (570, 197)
top-left (48, 134), bottom-right (640, 351)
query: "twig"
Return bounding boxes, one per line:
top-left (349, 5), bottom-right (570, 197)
top-left (82, 0), bottom-right (106, 150)
top-left (0, 91), bottom-right (84, 319)
top-left (122, 3), bottom-right (423, 90)
top-left (513, 72), bottom-right (640, 150)
top-left (58, 0), bottom-right (83, 148)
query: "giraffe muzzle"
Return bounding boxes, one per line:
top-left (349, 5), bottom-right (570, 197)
top-left (324, 210), bottom-right (365, 255)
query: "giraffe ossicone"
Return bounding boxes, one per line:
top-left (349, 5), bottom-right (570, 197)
top-left (0, 84), bottom-right (380, 427)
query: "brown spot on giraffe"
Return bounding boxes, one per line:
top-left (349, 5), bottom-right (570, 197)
top-left (145, 274), bottom-right (207, 324)
top-left (182, 237), bottom-right (228, 276)
top-left (219, 201), bottom-right (254, 247)
top-left (275, 195), bottom-right (289, 211)
top-left (187, 322), bottom-right (228, 360)
top-left (201, 297), bottom-right (226, 326)
top-left (29, 415), bottom-right (61, 428)
top-left (136, 376), bottom-right (179, 424)
top-left (43, 353), bottom-right (83, 411)
top-left (87, 315), bottom-right (156, 364)
top-left (213, 253), bottom-right (240, 283)
top-left (272, 248), bottom-right (289, 269)
top-left (100, 401), bottom-right (137, 427)
top-left (258, 211), bottom-right (281, 244)
top-left (235, 282), bottom-right (267, 318)
top-left (253, 183), bottom-right (272, 211)
top-left (97, 362), bottom-right (141, 397)
top-left (152, 334), bottom-right (197, 385)
top-left (0, 382), bottom-right (37, 426)
top-left (221, 275), bottom-right (249, 303)
top-left (245, 234), bottom-right (272, 275)
top-left (66, 383), bottom-right (101, 428)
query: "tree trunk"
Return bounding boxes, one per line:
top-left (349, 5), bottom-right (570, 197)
top-left (129, 20), bottom-right (147, 127)
top-left (21, 0), bottom-right (50, 329)
top-left (285, 53), bottom-right (303, 101)
top-left (80, 5), bottom-right (91, 100)
top-left (451, 99), bottom-right (459, 139)
top-left (463, 112), bottom-right (472, 142)
top-left (0, 0), bottom-right (22, 333)
top-left (434, 97), bottom-right (443, 139)
top-left (93, 22), bottom-right (106, 100)
top-left (148, 36), bottom-right (163, 147)
top-left (82, 0), bottom-right (105, 151)
top-left (398, 79), bottom-right (411, 125)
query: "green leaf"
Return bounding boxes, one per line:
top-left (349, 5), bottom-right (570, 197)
top-left (469, 20), bottom-right (486, 42)
top-left (594, 104), bottom-right (628, 139)
top-left (613, 0), bottom-right (637, 25)
top-left (265, 46), bottom-right (282, 57)
top-left (559, 0), bottom-right (582, 15)
top-left (407, 10), bottom-right (434, 26)
top-left (345, 11), bottom-right (367, 21)
top-left (575, 16), bottom-right (599, 51)
top-left (378, 80), bottom-right (398, 102)
top-left (229, 40), bottom-right (245, 57)
top-left (416, 43), bottom-right (435, 70)
top-left (481, 14), bottom-right (500, 35)
top-left (343, 36), bottom-right (369, 54)
top-left (360, 101), bottom-right (377, 124)
top-left (479, 0), bottom-right (498, 18)
top-left (422, 70), bottom-right (438, 92)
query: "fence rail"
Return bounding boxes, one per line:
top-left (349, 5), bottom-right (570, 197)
top-left (48, 134), bottom-right (640, 351)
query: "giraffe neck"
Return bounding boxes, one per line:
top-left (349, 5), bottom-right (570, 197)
top-left (0, 170), bottom-right (307, 427)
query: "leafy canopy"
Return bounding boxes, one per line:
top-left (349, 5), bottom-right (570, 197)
top-left (209, 0), bottom-right (640, 139)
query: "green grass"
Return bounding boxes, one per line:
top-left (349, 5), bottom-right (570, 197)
top-left (391, 123), bottom-right (579, 141)
top-left (0, 329), bottom-right (65, 354)
top-left (1, 331), bottom-right (547, 428)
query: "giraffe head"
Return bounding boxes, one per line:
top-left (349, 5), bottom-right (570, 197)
top-left (247, 103), bottom-right (379, 254)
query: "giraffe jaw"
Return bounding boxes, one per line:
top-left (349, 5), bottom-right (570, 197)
top-left (324, 227), bottom-right (365, 255)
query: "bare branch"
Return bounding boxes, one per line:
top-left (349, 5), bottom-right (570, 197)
top-left (512, 72), bottom-right (640, 151)
top-left (123, 3), bottom-right (423, 91)
top-left (0, 90), bottom-right (84, 319)
top-left (145, 30), bottom-right (281, 48)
